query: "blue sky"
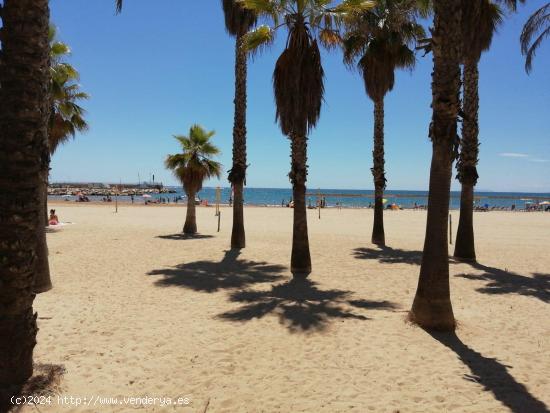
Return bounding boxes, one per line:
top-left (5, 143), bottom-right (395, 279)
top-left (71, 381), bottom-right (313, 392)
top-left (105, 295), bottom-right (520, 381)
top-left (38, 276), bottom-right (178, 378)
top-left (49, 0), bottom-right (550, 192)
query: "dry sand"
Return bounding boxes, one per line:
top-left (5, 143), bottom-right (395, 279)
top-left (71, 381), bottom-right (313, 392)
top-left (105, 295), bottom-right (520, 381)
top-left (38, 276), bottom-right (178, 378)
top-left (23, 203), bottom-right (550, 412)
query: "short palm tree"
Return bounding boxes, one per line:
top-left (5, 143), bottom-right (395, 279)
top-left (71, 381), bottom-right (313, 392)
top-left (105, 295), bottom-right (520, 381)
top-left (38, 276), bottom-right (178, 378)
top-left (222, 0), bottom-right (257, 249)
top-left (521, 2), bottom-right (550, 73)
top-left (165, 125), bottom-right (222, 234)
top-left (343, 0), bottom-right (424, 246)
top-left (454, 0), bottom-right (502, 262)
top-left (240, 0), bottom-right (374, 278)
top-left (0, 0), bottom-right (50, 406)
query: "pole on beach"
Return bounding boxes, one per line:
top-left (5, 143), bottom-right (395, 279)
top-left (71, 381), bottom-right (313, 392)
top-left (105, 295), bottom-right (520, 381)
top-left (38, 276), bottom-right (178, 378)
top-left (217, 211), bottom-right (221, 232)
top-left (318, 188), bottom-right (321, 220)
top-left (215, 186), bottom-right (221, 216)
top-left (449, 214), bottom-right (452, 245)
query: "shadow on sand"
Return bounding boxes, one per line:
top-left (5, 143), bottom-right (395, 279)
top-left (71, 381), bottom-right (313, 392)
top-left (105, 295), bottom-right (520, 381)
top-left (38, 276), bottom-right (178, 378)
top-left (427, 331), bottom-right (549, 413)
top-left (219, 279), bottom-right (399, 332)
top-left (147, 249), bottom-right (285, 293)
top-left (354, 246), bottom-right (549, 304)
top-left (156, 233), bottom-right (214, 240)
top-left (353, 246), bottom-right (422, 265)
top-left (456, 262), bottom-right (550, 304)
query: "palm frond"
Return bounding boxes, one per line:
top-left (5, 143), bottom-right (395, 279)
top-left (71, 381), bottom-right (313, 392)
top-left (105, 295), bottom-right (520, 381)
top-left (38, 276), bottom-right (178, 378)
top-left (243, 25), bottom-right (276, 54)
top-left (520, 2), bottom-right (550, 73)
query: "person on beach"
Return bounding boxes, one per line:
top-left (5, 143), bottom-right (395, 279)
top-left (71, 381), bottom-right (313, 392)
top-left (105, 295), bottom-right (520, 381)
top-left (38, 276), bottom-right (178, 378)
top-left (49, 209), bottom-right (59, 226)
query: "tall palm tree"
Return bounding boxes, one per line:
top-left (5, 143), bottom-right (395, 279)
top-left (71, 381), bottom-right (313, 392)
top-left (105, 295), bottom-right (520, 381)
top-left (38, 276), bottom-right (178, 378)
top-left (454, 0), bottom-right (502, 262)
top-left (165, 125), bottom-right (222, 234)
top-left (34, 27), bottom-right (90, 294)
top-left (0, 0), bottom-right (50, 406)
top-left (240, 0), bottom-right (374, 278)
top-left (409, 0), bottom-right (462, 331)
top-left (521, 2), bottom-right (550, 73)
top-left (222, 0), bottom-right (257, 249)
top-left (343, 0), bottom-right (424, 246)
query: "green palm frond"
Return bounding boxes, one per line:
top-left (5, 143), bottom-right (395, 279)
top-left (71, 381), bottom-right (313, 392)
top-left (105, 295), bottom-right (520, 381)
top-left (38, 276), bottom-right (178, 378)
top-left (48, 24), bottom-right (90, 156)
top-left (243, 25), bottom-right (276, 53)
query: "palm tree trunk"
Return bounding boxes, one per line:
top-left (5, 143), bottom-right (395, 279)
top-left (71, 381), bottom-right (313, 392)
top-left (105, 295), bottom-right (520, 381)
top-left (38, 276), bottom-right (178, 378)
top-left (289, 133), bottom-right (311, 278)
top-left (410, 0), bottom-right (460, 331)
top-left (183, 188), bottom-right (197, 234)
top-left (229, 33), bottom-right (248, 249)
top-left (454, 61), bottom-right (479, 262)
top-left (34, 171), bottom-right (53, 293)
top-left (0, 0), bottom-right (50, 406)
top-left (371, 98), bottom-right (386, 246)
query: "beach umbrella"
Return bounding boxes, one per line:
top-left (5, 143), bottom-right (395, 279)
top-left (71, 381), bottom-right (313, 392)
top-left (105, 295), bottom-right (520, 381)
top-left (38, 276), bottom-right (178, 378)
top-left (142, 194), bottom-right (152, 198)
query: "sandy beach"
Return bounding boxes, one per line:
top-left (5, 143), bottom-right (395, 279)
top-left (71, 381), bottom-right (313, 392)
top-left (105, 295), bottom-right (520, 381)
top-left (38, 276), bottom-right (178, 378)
top-left (25, 203), bottom-right (549, 412)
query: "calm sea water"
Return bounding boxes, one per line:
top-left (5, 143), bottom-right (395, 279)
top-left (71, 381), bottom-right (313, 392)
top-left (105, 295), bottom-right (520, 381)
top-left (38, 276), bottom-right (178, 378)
top-left (49, 187), bottom-right (550, 209)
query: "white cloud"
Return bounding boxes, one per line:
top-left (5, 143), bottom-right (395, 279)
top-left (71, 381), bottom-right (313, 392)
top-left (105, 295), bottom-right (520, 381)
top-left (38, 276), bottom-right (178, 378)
top-left (529, 158), bottom-right (549, 163)
top-left (498, 152), bottom-right (529, 158)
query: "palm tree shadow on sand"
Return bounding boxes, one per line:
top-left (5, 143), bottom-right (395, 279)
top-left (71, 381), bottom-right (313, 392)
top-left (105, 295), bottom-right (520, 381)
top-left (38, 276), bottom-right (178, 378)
top-left (456, 262), bottom-right (550, 304)
top-left (219, 279), bottom-right (399, 332)
top-left (156, 233), bottom-right (214, 240)
top-left (353, 246), bottom-right (422, 265)
top-left (427, 331), bottom-right (549, 413)
top-left (354, 247), bottom-right (550, 303)
top-left (146, 249), bottom-right (285, 293)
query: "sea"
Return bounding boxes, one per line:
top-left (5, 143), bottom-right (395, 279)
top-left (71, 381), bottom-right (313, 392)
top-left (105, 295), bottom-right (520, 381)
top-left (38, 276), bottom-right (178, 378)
top-left (49, 187), bottom-right (550, 210)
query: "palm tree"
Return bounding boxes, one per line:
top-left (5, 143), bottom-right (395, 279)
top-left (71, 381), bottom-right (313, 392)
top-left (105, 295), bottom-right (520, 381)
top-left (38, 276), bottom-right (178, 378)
top-left (521, 2), bottom-right (550, 73)
top-left (165, 125), bottom-right (222, 234)
top-left (115, 0), bottom-right (123, 13)
top-left (343, 0), bottom-right (424, 246)
top-left (222, 0), bottom-right (257, 249)
top-left (0, 0), bottom-right (50, 406)
top-left (454, 0), bottom-right (502, 262)
top-left (34, 27), bottom-right (90, 294)
top-left (240, 0), bottom-right (374, 278)
top-left (409, 0), bottom-right (462, 331)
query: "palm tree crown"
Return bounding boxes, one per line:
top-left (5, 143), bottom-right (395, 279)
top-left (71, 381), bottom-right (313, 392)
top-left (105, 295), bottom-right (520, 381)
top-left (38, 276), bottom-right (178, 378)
top-left (223, 0), bottom-right (257, 36)
top-left (241, 0), bottom-right (374, 137)
top-left (461, 0), bottom-right (503, 64)
top-left (49, 26), bottom-right (90, 155)
top-left (521, 2), bottom-right (550, 73)
top-left (165, 125), bottom-right (222, 193)
top-left (343, 0), bottom-right (424, 102)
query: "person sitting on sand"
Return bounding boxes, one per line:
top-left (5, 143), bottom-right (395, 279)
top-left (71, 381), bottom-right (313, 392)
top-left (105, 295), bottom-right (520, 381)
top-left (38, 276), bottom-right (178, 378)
top-left (49, 209), bottom-right (59, 226)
